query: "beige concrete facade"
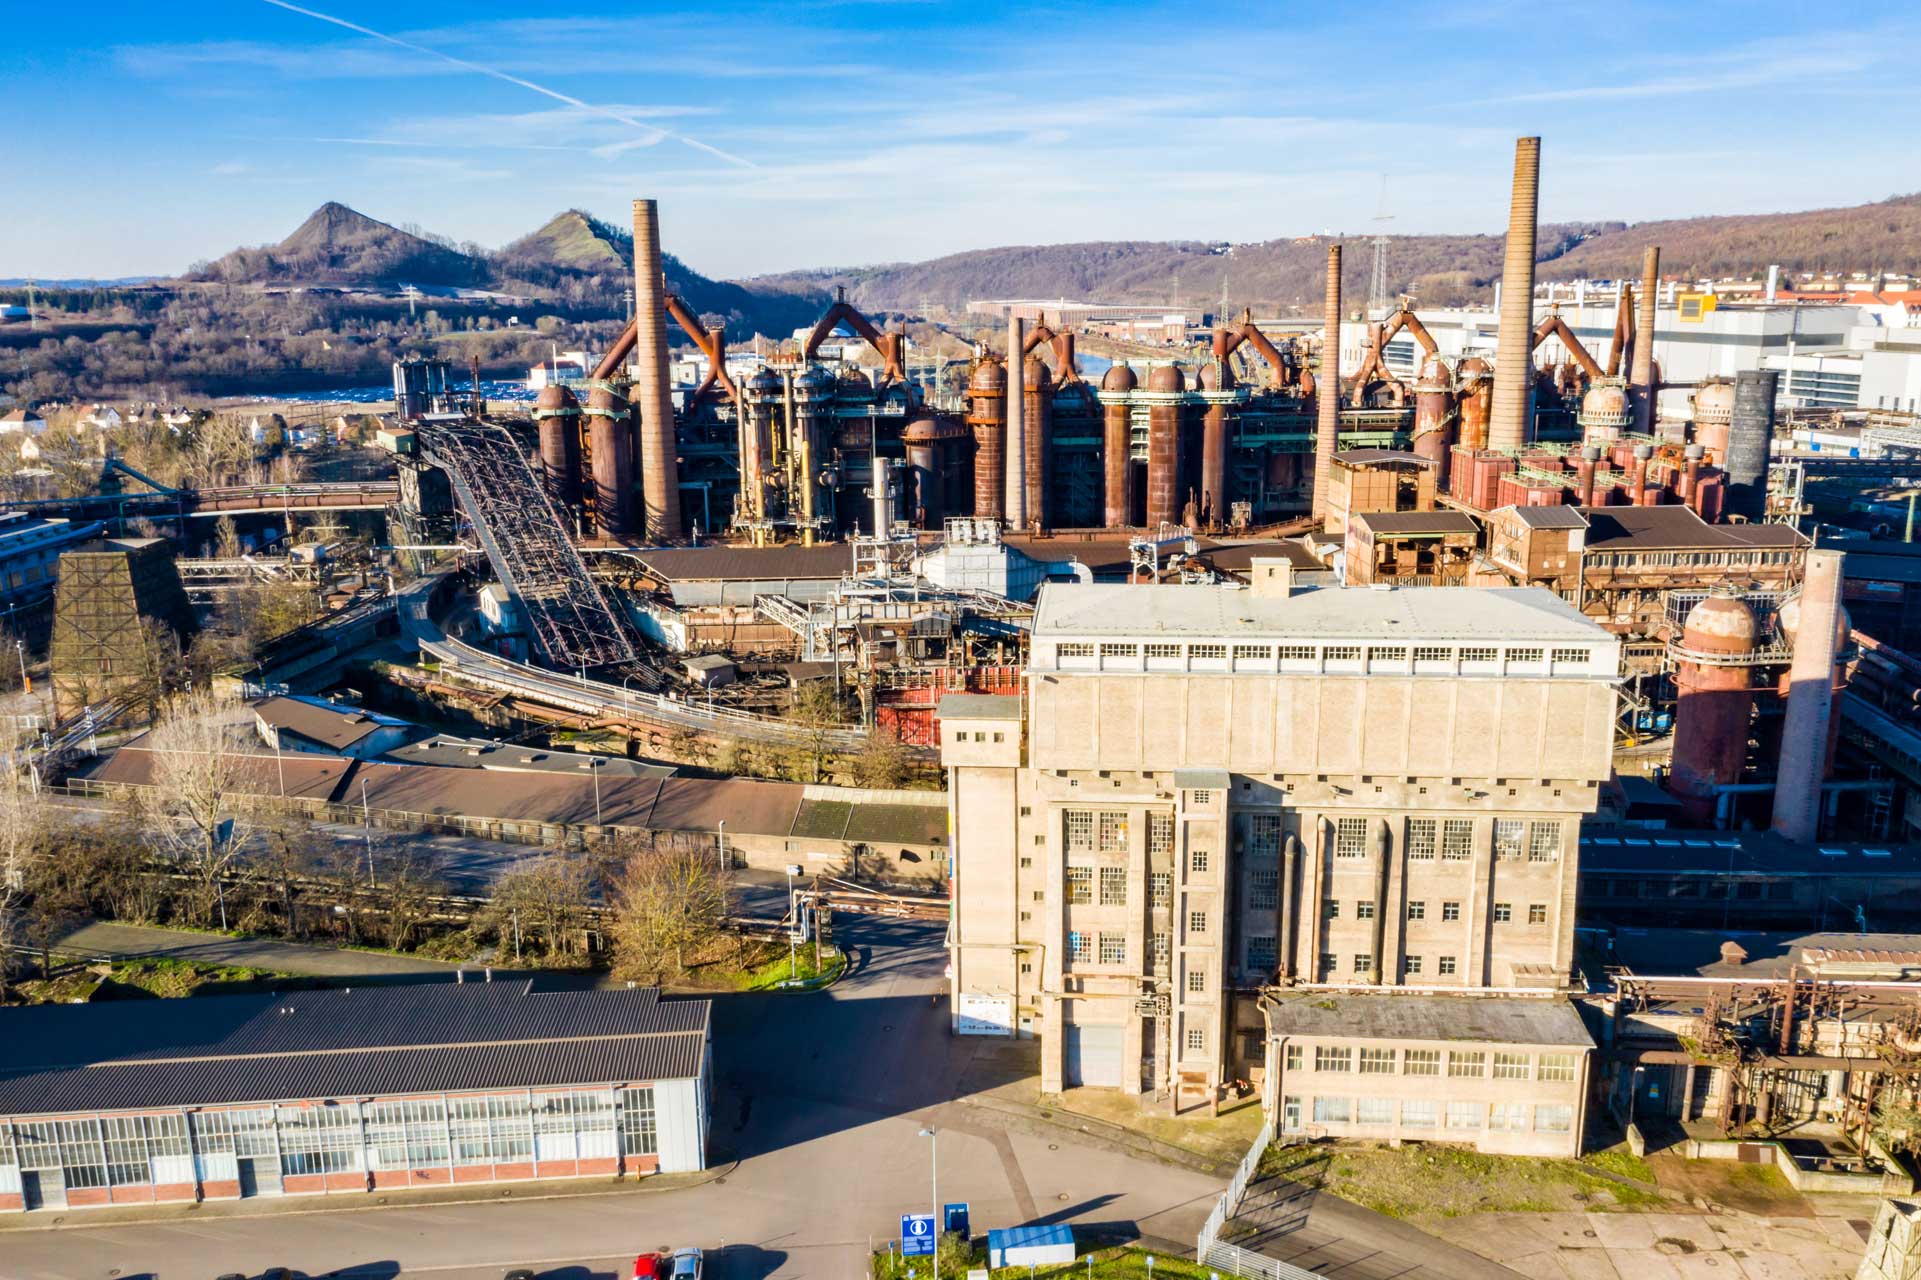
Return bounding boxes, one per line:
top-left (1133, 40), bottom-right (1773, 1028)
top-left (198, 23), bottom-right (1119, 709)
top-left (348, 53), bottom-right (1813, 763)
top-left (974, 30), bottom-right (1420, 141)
top-left (943, 581), bottom-right (1618, 1124)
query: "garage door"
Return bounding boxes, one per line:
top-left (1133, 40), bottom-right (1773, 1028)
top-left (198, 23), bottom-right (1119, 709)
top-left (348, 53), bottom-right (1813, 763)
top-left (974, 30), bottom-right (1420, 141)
top-left (1064, 1019), bottom-right (1124, 1088)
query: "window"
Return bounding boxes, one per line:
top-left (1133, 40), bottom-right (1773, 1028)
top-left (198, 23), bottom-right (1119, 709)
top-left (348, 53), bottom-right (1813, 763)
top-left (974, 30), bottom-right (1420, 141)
top-left (1528, 903), bottom-right (1548, 925)
top-left (1446, 1101), bottom-right (1483, 1130)
top-left (1369, 645), bottom-right (1407, 664)
top-left (1250, 867), bottom-right (1279, 911)
top-left (1020, 857), bottom-right (1033, 869)
top-left (1100, 866), bottom-right (1128, 906)
top-left (1404, 1049), bottom-right (1440, 1076)
top-left (1405, 955), bottom-right (1423, 976)
top-left (1335, 818), bottom-right (1368, 859)
top-left (1401, 1100), bottom-right (1438, 1129)
top-left (1068, 931), bottom-right (1091, 962)
top-left (1438, 955), bottom-right (1458, 975)
top-left (1359, 1047), bottom-right (1397, 1075)
top-left (1066, 811), bottom-right (1094, 852)
top-left (1356, 1097), bottom-right (1393, 1125)
top-left (1152, 932), bottom-right (1170, 968)
top-left (1233, 644), bottom-right (1272, 661)
top-left (1414, 646), bottom-right (1452, 664)
top-left (1146, 642), bottom-right (1181, 659)
top-left (1442, 819), bottom-right (1473, 860)
top-left (1187, 968), bottom-right (1205, 993)
top-left (1406, 900), bottom-right (1425, 921)
top-left (1280, 644), bottom-right (1315, 662)
top-left (1283, 1096), bottom-right (1302, 1130)
top-left (1066, 866), bottom-right (1093, 904)
top-left (1356, 901), bottom-right (1376, 920)
top-left (1550, 648), bottom-right (1587, 667)
top-left (1188, 909), bottom-right (1208, 935)
top-left (1318, 953), bottom-right (1336, 976)
top-left (1324, 645), bottom-right (1361, 662)
top-left (1494, 819), bottom-right (1525, 860)
top-left (1247, 813), bottom-right (1282, 858)
top-left (1488, 1102), bottom-right (1527, 1132)
top-left (1408, 819), bottom-right (1436, 860)
top-left (1100, 642), bottom-right (1139, 659)
top-left (1098, 811), bottom-right (1127, 852)
top-left (1190, 849), bottom-right (1210, 873)
top-left (1191, 643), bottom-right (1227, 660)
top-left (1509, 647), bottom-right (1544, 665)
top-left (1191, 789), bottom-right (1214, 805)
top-left (1352, 953), bottom-right (1373, 974)
top-left (1315, 1046), bottom-right (1351, 1072)
top-left (1312, 1097), bottom-right (1351, 1124)
top-left (1461, 646), bottom-right (1497, 663)
top-left (1493, 1052), bottom-right (1531, 1080)
top-left (1150, 872), bottom-right (1172, 907)
top-left (1148, 812), bottom-right (1174, 858)
top-left (1246, 935), bottom-right (1277, 972)
top-left (1538, 1053), bottom-right (1578, 1083)
top-left (1285, 1043), bottom-right (1304, 1071)
top-left (1442, 901), bottom-right (1460, 922)
top-left (1099, 933), bottom-right (1127, 965)
top-left (1185, 1027), bottom-right (1206, 1053)
top-left (1059, 643), bottom-right (1094, 659)
top-left (1323, 898), bottom-right (1341, 919)
top-left (1534, 1104), bottom-right (1574, 1134)
top-left (618, 1087), bottom-right (657, 1156)
top-left (1493, 902), bottom-right (1513, 924)
top-left (993, 732), bottom-right (1005, 743)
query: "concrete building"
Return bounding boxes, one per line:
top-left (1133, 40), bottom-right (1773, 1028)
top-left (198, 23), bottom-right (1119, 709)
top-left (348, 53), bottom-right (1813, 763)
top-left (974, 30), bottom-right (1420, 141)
top-left (0, 513), bottom-right (103, 606)
top-left (0, 981), bottom-right (712, 1213)
top-left (0, 409), bottom-right (47, 436)
top-left (942, 577), bottom-right (1618, 1119)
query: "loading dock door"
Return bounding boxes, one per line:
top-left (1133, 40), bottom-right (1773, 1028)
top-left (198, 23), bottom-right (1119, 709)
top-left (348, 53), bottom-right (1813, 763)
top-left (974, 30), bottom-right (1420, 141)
top-left (1064, 1017), bottom-right (1124, 1088)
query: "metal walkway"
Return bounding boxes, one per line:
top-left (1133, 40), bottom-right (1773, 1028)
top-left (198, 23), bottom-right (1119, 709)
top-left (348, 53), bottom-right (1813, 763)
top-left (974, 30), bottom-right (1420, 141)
top-left (414, 420), bottom-right (636, 671)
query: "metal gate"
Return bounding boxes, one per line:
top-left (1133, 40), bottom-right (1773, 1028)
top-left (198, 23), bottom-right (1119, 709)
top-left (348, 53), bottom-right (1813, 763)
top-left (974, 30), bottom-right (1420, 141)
top-left (1064, 1018), bottom-right (1124, 1088)
top-left (240, 1155), bottom-right (282, 1198)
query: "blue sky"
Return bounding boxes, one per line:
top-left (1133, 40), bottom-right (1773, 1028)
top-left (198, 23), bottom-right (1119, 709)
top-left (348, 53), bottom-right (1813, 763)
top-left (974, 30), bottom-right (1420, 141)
top-left (5, 1), bottom-right (1916, 280)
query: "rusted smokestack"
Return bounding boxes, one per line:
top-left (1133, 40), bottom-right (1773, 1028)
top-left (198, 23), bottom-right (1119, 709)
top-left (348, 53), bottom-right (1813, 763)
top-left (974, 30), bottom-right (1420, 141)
top-left (1773, 549), bottom-right (1845, 842)
top-left (967, 358), bottom-right (1006, 520)
top-left (1100, 364), bottom-right (1136, 527)
top-left (1489, 137), bottom-right (1541, 453)
top-left (1668, 592), bottom-right (1759, 826)
top-left (1575, 445), bottom-right (1599, 508)
top-left (1023, 354), bottom-right (1051, 532)
top-left (535, 384), bottom-right (581, 511)
top-left (1630, 444), bottom-right (1653, 505)
top-left (1312, 243), bottom-right (1342, 522)
top-left (1005, 316), bottom-right (1027, 528)
top-left (1631, 246), bottom-right (1660, 435)
top-left (1145, 364), bottom-right (1184, 529)
top-left (584, 385), bottom-right (633, 538)
top-left (631, 199), bottom-right (682, 540)
top-left (1681, 443), bottom-right (1704, 505)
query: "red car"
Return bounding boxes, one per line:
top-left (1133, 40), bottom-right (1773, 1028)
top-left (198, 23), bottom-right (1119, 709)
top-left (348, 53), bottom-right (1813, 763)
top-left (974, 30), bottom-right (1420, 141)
top-left (635, 1252), bottom-right (666, 1280)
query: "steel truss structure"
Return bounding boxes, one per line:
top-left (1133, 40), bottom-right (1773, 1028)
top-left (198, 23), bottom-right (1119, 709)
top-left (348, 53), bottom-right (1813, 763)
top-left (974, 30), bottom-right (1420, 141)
top-left (414, 420), bottom-right (636, 670)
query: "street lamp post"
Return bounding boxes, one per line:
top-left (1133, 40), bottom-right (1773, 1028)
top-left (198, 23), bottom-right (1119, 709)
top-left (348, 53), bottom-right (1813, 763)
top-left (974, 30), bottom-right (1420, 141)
top-left (786, 863), bottom-right (803, 981)
top-left (590, 758), bottom-right (603, 828)
top-left (918, 1126), bottom-right (938, 1266)
top-left (1627, 1064), bottom-right (1647, 1132)
top-left (360, 777), bottom-right (376, 886)
top-left (716, 820), bottom-right (728, 918)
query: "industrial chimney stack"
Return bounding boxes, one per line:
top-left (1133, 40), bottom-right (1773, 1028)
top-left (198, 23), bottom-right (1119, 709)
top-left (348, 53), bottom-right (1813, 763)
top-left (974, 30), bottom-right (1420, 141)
top-left (1311, 243), bottom-right (1342, 522)
top-left (1004, 315), bottom-right (1027, 529)
top-left (1488, 136), bottom-right (1541, 453)
top-left (1772, 549), bottom-right (1845, 843)
top-left (631, 199), bottom-right (682, 540)
top-left (1630, 246), bottom-right (1660, 435)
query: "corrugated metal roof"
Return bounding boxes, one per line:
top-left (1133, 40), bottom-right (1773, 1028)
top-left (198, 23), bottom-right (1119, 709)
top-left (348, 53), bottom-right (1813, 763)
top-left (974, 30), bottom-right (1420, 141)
top-left (1351, 512), bottom-right (1480, 535)
top-left (0, 983), bottom-right (709, 1117)
top-left (1578, 506), bottom-right (1808, 551)
top-left (1264, 992), bottom-right (1592, 1047)
top-left (937, 694), bottom-right (1023, 721)
top-left (635, 545), bottom-right (853, 583)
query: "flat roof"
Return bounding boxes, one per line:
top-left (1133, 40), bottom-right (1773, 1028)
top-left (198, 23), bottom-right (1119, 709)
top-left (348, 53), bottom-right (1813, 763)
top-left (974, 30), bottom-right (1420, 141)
top-left (1502, 506), bottom-right (1590, 530)
top-left (635, 544), bottom-right (853, 583)
top-left (256, 695), bottom-right (412, 752)
top-left (383, 735), bottom-right (676, 780)
top-left (1351, 512), bottom-right (1480, 536)
top-left (1334, 448), bottom-right (1432, 468)
top-left (1577, 507), bottom-right (1808, 551)
top-left (938, 694), bottom-right (1023, 722)
top-left (1579, 828), bottom-right (1921, 878)
top-left (1031, 582), bottom-right (1609, 644)
top-left (1264, 992), bottom-right (1593, 1047)
top-left (0, 982), bottom-right (709, 1117)
top-left (1608, 929), bottom-right (1921, 981)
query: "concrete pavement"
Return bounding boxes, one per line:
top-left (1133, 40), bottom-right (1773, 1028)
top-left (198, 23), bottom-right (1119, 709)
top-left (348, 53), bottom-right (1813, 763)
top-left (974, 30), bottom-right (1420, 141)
top-left (56, 920), bottom-right (460, 978)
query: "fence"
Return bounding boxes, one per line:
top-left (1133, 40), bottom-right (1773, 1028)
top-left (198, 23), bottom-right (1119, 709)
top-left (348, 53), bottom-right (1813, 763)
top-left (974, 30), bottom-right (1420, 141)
top-left (1195, 1121), bottom-right (1324, 1280)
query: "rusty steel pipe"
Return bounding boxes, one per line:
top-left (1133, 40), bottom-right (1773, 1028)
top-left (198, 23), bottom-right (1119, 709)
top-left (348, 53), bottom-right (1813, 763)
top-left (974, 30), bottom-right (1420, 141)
top-left (1312, 243), bottom-right (1342, 521)
top-left (1489, 137), bottom-right (1541, 452)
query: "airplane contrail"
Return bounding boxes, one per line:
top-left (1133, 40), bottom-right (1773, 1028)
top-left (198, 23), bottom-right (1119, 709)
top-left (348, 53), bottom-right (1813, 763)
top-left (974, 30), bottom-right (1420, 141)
top-left (259, 0), bottom-right (755, 168)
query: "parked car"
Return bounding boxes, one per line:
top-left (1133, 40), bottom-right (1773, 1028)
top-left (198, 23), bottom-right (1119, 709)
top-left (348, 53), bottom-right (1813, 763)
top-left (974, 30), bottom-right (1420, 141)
top-left (669, 1247), bottom-right (703, 1280)
top-left (634, 1253), bottom-right (665, 1280)
top-left (503, 1271), bottom-right (537, 1280)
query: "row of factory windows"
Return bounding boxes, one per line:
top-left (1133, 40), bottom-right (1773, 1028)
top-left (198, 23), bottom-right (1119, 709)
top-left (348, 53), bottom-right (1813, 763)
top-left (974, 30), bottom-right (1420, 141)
top-left (1283, 1096), bottom-right (1575, 1135)
top-left (1283, 1044), bottom-right (1580, 1082)
top-left (1585, 876), bottom-right (1797, 902)
top-left (1314, 952), bottom-right (1458, 977)
top-left (1585, 549), bottom-right (1798, 570)
top-left (1049, 642), bottom-right (1596, 676)
top-left (1057, 812), bottom-right (1563, 867)
top-left (0, 1089), bottom-right (658, 1185)
top-left (1324, 899), bottom-right (1551, 924)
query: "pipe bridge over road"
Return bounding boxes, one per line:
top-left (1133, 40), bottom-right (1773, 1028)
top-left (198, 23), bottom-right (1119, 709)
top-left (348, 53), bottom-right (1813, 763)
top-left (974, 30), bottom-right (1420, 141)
top-left (0, 481), bottom-right (398, 523)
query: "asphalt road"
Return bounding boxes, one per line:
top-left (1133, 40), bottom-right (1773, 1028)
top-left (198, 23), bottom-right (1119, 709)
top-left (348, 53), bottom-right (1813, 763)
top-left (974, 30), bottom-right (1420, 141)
top-left (3, 914), bottom-right (1226, 1280)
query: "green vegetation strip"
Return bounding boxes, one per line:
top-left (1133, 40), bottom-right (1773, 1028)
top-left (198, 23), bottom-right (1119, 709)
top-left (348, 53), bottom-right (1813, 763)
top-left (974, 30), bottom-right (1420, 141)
top-left (1257, 1143), bottom-right (1666, 1220)
top-left (875, 1244), bottom-right (1211, 1280)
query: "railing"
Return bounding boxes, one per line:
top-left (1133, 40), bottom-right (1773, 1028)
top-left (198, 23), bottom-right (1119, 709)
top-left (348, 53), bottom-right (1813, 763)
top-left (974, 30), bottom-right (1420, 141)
top-left (1202, 1243), bottom-right (1323, 1280)
top-left (1197, 1116), bottom-right (1271, 1259)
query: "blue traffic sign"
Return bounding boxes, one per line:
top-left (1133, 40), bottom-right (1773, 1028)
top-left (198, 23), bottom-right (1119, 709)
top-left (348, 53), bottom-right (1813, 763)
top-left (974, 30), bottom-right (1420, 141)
top-left (902, 1213), bottom-right (936, 1257)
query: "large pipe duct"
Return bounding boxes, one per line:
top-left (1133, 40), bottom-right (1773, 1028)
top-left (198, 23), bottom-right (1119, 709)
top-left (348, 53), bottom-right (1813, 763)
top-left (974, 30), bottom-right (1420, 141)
top-left (966, 358), bottom-right (1007, 520)
top-left (534, 384), bottom-right (581, 511)
top-left (1724, 370), bottom-right (1776, 520)
top-left (1278, 833), bottom-right (1300, 982)
top-left (1773, 549), bottom-right (1845, 843)
top-left (1101, 364), bottom-right (1136, 527)
top-left (1023, 354), bottom-right (1052, 532)
top-left (1369, 819), bottom-right (1390, 986)
top-left (631, 199), bottom-right (682, 541)
top-left (1668, 592), bottom-right (1758, 826)
top-left (1145, 365), bottom-right (1184, 529)
top-left (1488, 137), bottom-right (1541, 452)
top-left (1630, 246), bottom-right (1661, 435)
top-left (1311, 243), bottom-right (1342, 522)
top-left (1004, 316), bottom-right (1027, 528)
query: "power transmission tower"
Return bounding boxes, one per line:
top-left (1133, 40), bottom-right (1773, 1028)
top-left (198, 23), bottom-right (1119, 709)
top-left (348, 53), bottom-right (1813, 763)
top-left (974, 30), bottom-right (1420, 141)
top-left (623, 286), bottom-right (634, 322)
top-left (25, 279), bottom-right (37, 332)
top-left (1218, 273), bottom-right (1229, 327)
top-left (1369, 175), bottom-right (1394, 316)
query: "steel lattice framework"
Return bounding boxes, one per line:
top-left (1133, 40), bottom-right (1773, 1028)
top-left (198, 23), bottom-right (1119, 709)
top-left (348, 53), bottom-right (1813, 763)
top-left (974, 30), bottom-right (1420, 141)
top-left (414, 420), bottom-right (637, 670)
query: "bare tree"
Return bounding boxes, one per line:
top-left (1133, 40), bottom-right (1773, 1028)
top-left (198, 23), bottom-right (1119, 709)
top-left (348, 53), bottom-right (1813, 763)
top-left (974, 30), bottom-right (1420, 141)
top-left (371, 840), bottom-right (445, 951)
top-left (137, 688), bottom-right (265, 928)
top-left (0, 768), bottom-right (45, 999)
top-left (786, 683), bottom-right (843, 784)
top-left (853, 729), bottom-right (910, 790)
top-left (607, 837), bottom-right (728, 983)
top-left (253, 820), bottom-right (326, 939)
top-left (487, 849), bottom-right (597, 963)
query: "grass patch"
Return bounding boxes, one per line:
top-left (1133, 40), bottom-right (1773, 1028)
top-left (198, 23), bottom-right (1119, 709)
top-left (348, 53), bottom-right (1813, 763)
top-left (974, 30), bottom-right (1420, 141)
top-left (874, 1242), bottom-right (1212, 1280)
top-left (12, 956), bottom-right (306, 1005)
top-left (1256, 1142), bottom-right (1667, 1220)
top-left (727, 942), bottom-right (846, 991)
top-left (1582, 1147), bottom-right (1657, 1184)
